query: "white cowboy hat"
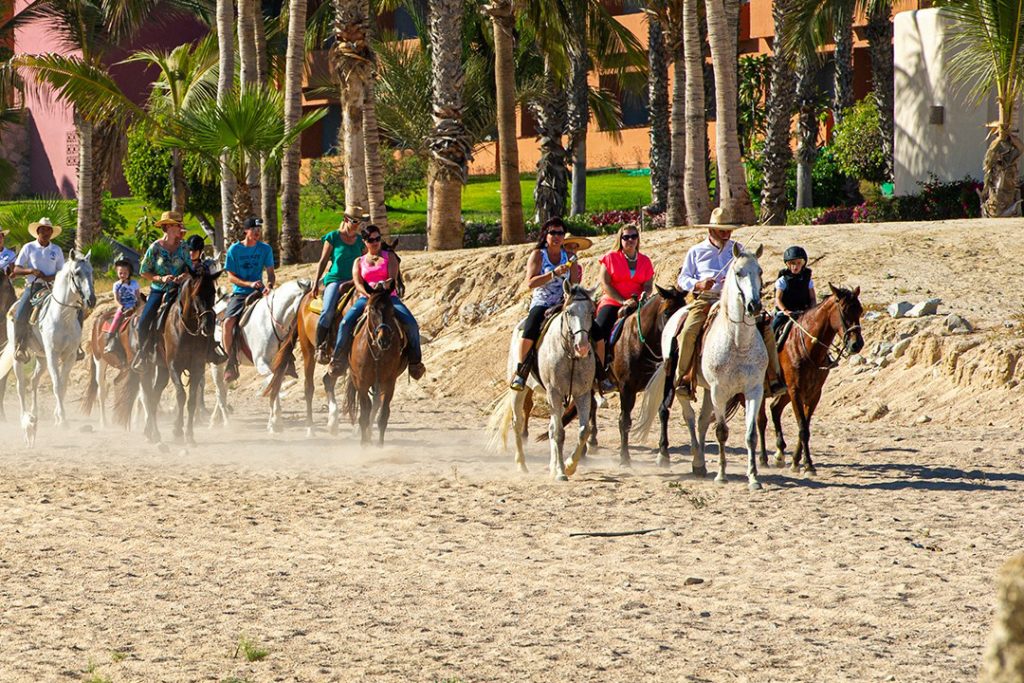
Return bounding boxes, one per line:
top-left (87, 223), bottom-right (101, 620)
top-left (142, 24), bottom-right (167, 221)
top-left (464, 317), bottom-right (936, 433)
top-left (28, 217), bottom-right (62, 240)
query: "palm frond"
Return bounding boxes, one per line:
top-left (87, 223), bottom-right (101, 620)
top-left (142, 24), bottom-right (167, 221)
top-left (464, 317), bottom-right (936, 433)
top-left (16, 53), bottom-right (145, 124)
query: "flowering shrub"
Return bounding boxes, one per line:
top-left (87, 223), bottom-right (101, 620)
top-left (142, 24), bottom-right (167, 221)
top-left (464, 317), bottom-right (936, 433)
top-left (812, 206), bottom-right (856, 225)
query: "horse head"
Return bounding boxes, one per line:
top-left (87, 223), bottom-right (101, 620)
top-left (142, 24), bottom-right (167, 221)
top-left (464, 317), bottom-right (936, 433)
top-left (561, 279), bottom-right (596, 359)
top-left (829, 283), bottom-right (864, 355)
top-left (654, 284), bottom-right (689, 317)
top-left (179, 268), bottom-right (221, 337)
top-left (367, 280), bottom-right (397, 352)
top-left (728, 242), bottom-right (764, 318)
top-left (65, 248), bottom-right (97, 309)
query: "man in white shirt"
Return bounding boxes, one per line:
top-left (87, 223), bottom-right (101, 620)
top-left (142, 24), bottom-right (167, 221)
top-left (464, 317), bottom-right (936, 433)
top-left (674, 211), bottom-right (785, 401)
top-left (12, 218), bottom-right (65, 360)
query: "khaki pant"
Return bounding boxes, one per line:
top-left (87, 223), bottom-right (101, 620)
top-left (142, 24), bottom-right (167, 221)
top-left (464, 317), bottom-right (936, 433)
top-left (674, 295), bottom-right (783, 386)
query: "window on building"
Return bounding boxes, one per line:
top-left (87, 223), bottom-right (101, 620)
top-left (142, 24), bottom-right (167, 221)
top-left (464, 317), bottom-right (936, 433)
top-left (599, 73), bottom-right (650, 129)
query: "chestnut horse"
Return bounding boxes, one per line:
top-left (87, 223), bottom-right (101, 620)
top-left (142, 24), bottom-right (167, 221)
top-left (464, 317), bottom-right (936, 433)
top-left (82, 304), bottom-right (142, 429)
top-left (757, 284), bottom-right (864, 475)
top-left (607, 285), bottom-right (689, 467)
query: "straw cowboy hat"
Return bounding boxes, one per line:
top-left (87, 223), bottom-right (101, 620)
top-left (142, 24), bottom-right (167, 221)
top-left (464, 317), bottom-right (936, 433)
top-left (708, 206), bottom-right (741, 229)
top-left (563, 233), bottom-right (593, 251)
top-left (343, 207), bottom-right (371, 223)
top-left (28, 217), bottom-right (62, 240)
top-left (154, 210), bottom-right (184, 228)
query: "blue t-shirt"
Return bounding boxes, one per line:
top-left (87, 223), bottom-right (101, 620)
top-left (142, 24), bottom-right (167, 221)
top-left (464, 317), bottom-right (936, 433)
top-left (225, 241), bottom-right (275, 295)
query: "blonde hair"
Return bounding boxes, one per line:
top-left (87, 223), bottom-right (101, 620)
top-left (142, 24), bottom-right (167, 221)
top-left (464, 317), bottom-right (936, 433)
top-left (617, 223), bottom-right (641, 252)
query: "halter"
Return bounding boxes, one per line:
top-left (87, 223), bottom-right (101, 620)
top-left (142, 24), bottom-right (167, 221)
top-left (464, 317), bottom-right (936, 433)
top-left (633, 295), bottom-right (663, 359)
top-left (560, 288), bottom-right (594, 405)
top-left (365, 294), bottom-right (398, 361)
top-left (50, 267), bottom-right (89, 313)
top-left (262, 289), bottom-right (292, 343)
top-left (789, 295), bottom-right (861, 367)
top-left (723, 263), bottom-right (762, 326)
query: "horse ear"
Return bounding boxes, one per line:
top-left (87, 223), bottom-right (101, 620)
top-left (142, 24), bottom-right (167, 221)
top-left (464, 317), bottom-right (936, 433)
top-left (754, 244), bottom-right (763, 259)
top-left (588, 286), bottom-right (599, 302)
top-left (83, 249), bottom-right (92, 261)
top-left (829, 282), bottom-right (840, 297)
top-left (852, 286), bottom-right (860, 297)
top-left (68, 247), bottom-right (77, 260)
top-left (732, 242), bottom-right (741, 259)
top-left (382, 278), bottom-right (394, 292)
top-left (562, 277), bottom-right (572, 297)
top-left (655, 284), bottom-right (672, 299)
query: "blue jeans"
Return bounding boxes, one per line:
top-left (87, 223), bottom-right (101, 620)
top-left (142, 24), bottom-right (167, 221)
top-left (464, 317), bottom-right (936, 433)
top-left (333, 295), bottom-right (422, 364)
top-left (137, 288), bottom-right (167, 351)
top-left (317, 281), bottom-right (344, 332)
top-left (13, 283), bottom-right (41, 344)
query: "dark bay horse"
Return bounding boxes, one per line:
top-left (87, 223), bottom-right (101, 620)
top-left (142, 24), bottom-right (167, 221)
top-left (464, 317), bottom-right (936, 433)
top-left (117, 270), bottom-right (221, 444)
top-left (345, 281), bottom-right (407, 446)
top-left (608, 285), bottom-right (689, 467)
top-left (0, 269), bottom-right (16, 419)
top-left (757, 284), bottom-right (864, 475)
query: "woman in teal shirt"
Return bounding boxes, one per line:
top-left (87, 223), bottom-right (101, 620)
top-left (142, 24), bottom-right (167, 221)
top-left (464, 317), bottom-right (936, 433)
top-left (312, 213), bottom-right (365, 363)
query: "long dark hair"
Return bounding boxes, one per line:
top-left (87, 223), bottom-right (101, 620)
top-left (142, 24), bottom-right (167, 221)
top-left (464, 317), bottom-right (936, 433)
top-left (534, 217), bottom-right (566, 249)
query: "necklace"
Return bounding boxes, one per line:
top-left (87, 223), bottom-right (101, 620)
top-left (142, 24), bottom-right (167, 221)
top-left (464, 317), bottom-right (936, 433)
top-left (624, 251), bottom-right (638, 263)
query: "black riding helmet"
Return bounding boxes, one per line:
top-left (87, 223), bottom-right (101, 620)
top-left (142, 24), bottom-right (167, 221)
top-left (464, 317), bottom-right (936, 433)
top-left (783, 245), bottom-right (808, 263)
top-left (186, 234), bottom-right (205, 252)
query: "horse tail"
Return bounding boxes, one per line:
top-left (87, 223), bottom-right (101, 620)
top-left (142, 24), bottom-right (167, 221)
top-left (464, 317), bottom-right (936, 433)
top-left (534, 400), bottom-right (577, 442)
top-left (725, 394), bottom-right (743, 422)
top-left (0, 338), bottom-right (13, 383)
top-left (631, 360), bottom-right (668, 443)
top-left (263, 312), bottom-right (300, 399)
top-left (486, 389), bottom-right (517, 453)
top-left (111, 368), bottom-right (140, 428)
top-left (82, 355), bottom-right (99, 416)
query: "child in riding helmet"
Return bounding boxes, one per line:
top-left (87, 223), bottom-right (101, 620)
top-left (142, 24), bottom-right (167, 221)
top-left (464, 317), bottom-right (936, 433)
top-left (104, 258), bottom-right (140, 355)
top-left (772, 245), bottom-right (817, 335)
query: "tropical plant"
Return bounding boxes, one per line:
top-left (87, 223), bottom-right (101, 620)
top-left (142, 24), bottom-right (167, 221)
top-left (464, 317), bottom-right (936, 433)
top-left (645, 7), bottom-right (671, 217)
top-left (831, 98), bottom-right (888, 184)
top-left (216, 0), bottom-right (236, 252)
top-left (945, 0), bottom-right (1024, 216)
top-left (123, 126), bottom-right (221, 218)
top-left (682, 0), bottom-right (710, 224)
top-left (0, 197), bottom-right (76, 250)
top-left (737, 54), bottom-right (771, 157)
top-left (160, 87), bottom-right (326, 242)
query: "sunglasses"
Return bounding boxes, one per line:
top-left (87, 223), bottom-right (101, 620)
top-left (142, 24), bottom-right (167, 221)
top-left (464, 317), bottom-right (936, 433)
top-left (547, 231), bottom-right (565, 237)
top-left (365, 236), bottom-right (382, 243)
top-left (621, 234), bottom-right (639, 241)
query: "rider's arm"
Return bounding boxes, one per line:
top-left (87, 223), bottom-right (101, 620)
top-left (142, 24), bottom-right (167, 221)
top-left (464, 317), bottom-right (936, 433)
top-left (599, 263), bottom-right (626, 304)
top-left (774, 282), bottom-right (787, 314)
top-left (808, 284), bottom-right (816, 306)
top-left (677, 250), bottom-right (700, 291)
top-left (352, 258), bottom-right (370, 297)
top-left (525, 251), bottom-right (570, 289)
top-left (264, 266), bottom-right (276, 291)
top-left (226, 270), bottom-right (254, 289)
top-left (313, 241), bottom-right (332, 289)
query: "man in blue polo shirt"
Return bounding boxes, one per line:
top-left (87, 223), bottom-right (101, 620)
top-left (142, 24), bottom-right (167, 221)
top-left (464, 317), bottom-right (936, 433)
top-left (223, 217), bottom-right (275, 382)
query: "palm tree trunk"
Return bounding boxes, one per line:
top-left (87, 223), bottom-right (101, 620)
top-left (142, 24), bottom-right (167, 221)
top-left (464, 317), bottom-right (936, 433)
top-left (217, 0), bottom-right (236, 253)
top-left (833, 6), bottom-right (854, 125)
top-left (334, 0), bottom-right (373, 217)
top-left (649, 15), bottom-right (671, 217)
top-left (255, 1), bottom-right (276, 262)
top-left (486, 1), bottom-right (525, 243)
top-left (232, 182), bottom-right (255, 242)
top-left (426, 0), bottom-right (471, 250)
top-left (238, 0), bottom-right (262, 217)
top-left (75, 117), bottom-right (97, 250)
top-left (566, 5), bottom-right (590, 217)
top-left (531, 58), bottom-right (568, 224)
top-left (682, 0), bottom-right (710, 224)
top-left (705, 0), bottom-right (754, 224)
top-left (342, 95), bottom-right (369, 213)
top-left (281, 0), bottom-right (308, 264)
top-left (667, 40), bottom-right (688, 227)
top-left (759, 0), bottom-right (798, 225)
top-left (981, 126), bottom-right (1023, 217)
top-left (865, 0), bottom-right (894, 182)
top-left (363, 85), bottom-right (389, 235)
top-left (795, 56), bottom-right (818, 210)
top-left (170, 147), bottom-right (187, 214)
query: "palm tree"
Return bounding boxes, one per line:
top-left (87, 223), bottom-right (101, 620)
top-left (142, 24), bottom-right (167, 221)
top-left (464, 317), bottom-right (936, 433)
top-left (682, 0), bottom-right (709, 224)
top-left (426, 0), bottom-right (472, 250)
top-left (759, 0), bottom-right (799, 225)
top-left (483, 0), bottom-right (525, 243)
top-left (531, 56), bottom-right (568, 224)
top-left (946, 0), bottom-right (1024, 216)
top-left (162, 88), bottom-right (326, 242)
top-left (704, 0), bottom-right (754, 223)
top-left (864, 0), bottom-right (894, 181)
top-left (17, 0), bottom-right (185, 250)
top-left (217, 0), bottom-right (236, 254)
top-left (646, 10), bottom-right (671, 216)
top-left (333, 0), bottom-right (374, 219)
top-left (794, 55), bottom-right (819, 209)
top-left (281, 0), bottom-right (308, 264)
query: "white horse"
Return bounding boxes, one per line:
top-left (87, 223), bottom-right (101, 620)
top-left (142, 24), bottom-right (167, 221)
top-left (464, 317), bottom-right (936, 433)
top-left (0, 251), bottom-right (96, 436)
top-left (209, 278), bottom-right (311, 432)
top-left (634, 243), bottom-right (768, 490)
top-left (488, 281), bottom-right (597, 481)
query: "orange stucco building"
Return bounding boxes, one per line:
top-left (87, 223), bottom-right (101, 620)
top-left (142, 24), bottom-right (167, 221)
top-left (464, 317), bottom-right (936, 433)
top-left (299, 0), bottom-right (924, 176)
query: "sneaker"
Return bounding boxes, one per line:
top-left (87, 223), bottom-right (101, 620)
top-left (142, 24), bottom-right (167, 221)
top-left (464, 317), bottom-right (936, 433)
top-left (769, 379), bottom-right (788, 397)
top-left (409, 362), bottom-right (426, 380)
top-left (510, 375), bottom-right (527, 392)
top-left (210, 344), bottom-right (228, 365)
top-left (328, 357), bottom-right (347, 378)
top-left (104, 338), bottom-right (118, 355)
top-left (598, 378), bottom-right (616, 393)
top-left (675, 383), bottom-right (695, 402)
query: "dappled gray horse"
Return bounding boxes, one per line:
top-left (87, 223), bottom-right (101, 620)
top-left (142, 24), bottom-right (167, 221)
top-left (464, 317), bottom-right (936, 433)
top-left (489, 281), bottom-right (597, 480)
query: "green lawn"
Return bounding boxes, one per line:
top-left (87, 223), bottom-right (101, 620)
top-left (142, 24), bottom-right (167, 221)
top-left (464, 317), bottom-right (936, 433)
top-left (2, 170), bottom-right (654, 241)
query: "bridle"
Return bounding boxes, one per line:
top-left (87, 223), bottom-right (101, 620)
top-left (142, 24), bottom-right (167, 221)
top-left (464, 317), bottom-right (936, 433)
top-left (724, 263), bottom-right (762, 326)
top-left (791, 295), bottom-right (862, 367)
top-left (366, 294), bottom-right (396, 361)
top-left (49, 265), bottom-right (92, 314)
top-left (560, 289), bottom-right (593, 404)
top-left (178, 276), bottom-right (216, 338)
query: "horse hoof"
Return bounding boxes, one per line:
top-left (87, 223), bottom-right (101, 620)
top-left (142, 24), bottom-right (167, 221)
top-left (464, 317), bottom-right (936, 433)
top-left (790, 464), bottom-right (801, 473)
top-left (657, 456), bottom-right (671, 469)
top-left (714, 474), bottom-right (727, 485)
top-left (516, 464), bottom-right (528, 474)
top-left (692, 465), bottom-right (707, 478)
top-left (305, 427), bottom-right (315, 438)
top-left (774, 458), bottom-right (786, 468)
top-left (803, 466), bottom-right (817, 477)
top-left (555, 473), bottom-right (569, 482)
top-left (748, 480), bottom-right (763, 492)
top-left (759, 456), bottom-right (768, 467)
top-left (564, 463), bottom-right (578, 477)
top-left (618, 459), bottom-right (632, 469)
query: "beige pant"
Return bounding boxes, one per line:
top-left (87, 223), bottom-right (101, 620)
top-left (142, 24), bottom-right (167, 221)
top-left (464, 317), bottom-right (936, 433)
top-left (674, 295), bottom-right (782, 386)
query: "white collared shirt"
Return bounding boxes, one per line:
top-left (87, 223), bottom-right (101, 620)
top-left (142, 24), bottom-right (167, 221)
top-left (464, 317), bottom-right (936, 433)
top-left (676, 238), bottom-right (740, 293)
top-left (16, 240), bottom-right (64, 283)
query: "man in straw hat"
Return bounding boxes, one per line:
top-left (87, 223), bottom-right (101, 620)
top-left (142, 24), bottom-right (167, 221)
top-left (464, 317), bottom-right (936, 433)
top-left (11, 217), bottom-right (64, 360)
top-left (673, 208), bottom-right (786, 401)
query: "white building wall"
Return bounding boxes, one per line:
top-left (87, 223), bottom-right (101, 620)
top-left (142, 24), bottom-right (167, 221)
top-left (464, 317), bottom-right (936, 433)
top-left (894, 8), bottom-right (993, 195)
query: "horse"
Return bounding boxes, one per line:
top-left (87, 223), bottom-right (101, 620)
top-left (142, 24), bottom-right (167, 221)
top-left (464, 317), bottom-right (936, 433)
top-left (118, 269), bottom-right (220, 445)
top-left (607, 285), bottom-right (689, 467)
top-left (488, 281), bottom-right (597, 481)
top-left (82, 303), bottom-right (145, 429)
top-left (0, 268), bottom-right (17, 419)
top-left (341, 280), bottom-right (407, 446)
top-left (757, 285), bottom-right (864, 475)
top-left (0, 250), bottom-right (96, 435)
top-left (208, 279), bottom-right (311, 433)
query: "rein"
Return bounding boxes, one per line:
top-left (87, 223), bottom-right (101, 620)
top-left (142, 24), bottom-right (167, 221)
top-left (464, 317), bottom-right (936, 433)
top-left (789, 297), bottom-right (861, 367)
top-left (632, 295), bottom-right (663, 359)
top-left (178, 282), bottom-right (215, 338)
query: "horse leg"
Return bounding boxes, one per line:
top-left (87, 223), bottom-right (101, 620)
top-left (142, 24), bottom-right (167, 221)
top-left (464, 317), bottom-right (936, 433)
top-left (771, 395), bottom-right (790, 467)
top-left (744, 391), bottom-right (764, 491)
top-left (169, 365), bottom-right (186, 442)
top-left (709, 388), bottom-right (731, 484)
top-left (96, 357), bottom-right (108, 429)
top-left (358, 389), bottom-right (372, 445)
top-left (324, 373), bottom-right (339, 436)
top-left (377, 380), bottom-right (396, 447)
top-left (799, 397), bottom-right (820, 476)
top-left (303, 357), bottom-right (316, 437)
top-left (522, 391), bottom-right (533, 439)
top-left (658, 383), bottom-right (675, 468)
top-left (565, 390), bottom-right (592, 477)
top-left (757, 400), bottom-right (768, 467)
top-left (790, 399), bottom-right (810, 474)
top-left (547, 388), bottom-right (568, 481)
top-left (618, 389), bottom-right (637, 468)
top-left (210, 363), bottom-right (228, 429)
top-left (512, 389), bottom-right (529, 473)
top-left (44, 348), bottom-right (68, 427)
top-left (13, 358), bottom-right (28, 422)
top-left (588, 392), bottom-right (598, 448)
top-left (269, 394), bottom-right (283, 434)
top-left (0, 368), bottom-right (7, 421)
top-left (185, 366), bottom-right (200, 447)
top-left (30, 356), bottom-right (46, 424)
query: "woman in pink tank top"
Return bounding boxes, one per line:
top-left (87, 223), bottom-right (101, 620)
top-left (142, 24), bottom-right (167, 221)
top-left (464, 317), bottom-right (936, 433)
top-left (330, 224), bottom-right (425, 380)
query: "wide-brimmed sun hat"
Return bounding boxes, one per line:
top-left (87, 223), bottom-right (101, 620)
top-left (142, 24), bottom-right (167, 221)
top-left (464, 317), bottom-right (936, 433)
top-left (155, 210), bottom-right (184, 228)
top-left (343, 207), bottom-right (370, 223)
top-left (28, 217), bottom-right (62, 240)
top-left (563, 233), bottom-right (593, 251)
top-left (708, 206), bottom-right (740, 229)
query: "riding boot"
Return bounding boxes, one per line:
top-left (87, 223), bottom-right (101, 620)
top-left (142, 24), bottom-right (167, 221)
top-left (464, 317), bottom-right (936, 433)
top-left (225, 348), bottom-right (240, 382)
top-left (509, 348), bottom-right (535, 392)
top-left (104, 331), bottom-right (118, 355)
top-left (596, 360), bottom-right (615, 394)
top-left (328, 346), bottom-right (350, 377)
top-left (315, 326), bottom-right (330, 365)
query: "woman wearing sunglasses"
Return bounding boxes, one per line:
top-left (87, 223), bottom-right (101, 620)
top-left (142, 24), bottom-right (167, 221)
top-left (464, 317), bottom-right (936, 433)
top-left (509, 217), bottom-right (583, 391)
top-left (593, 224), bottom-right (654, 392)
top-left (329, 224), bottom-right (425, 380)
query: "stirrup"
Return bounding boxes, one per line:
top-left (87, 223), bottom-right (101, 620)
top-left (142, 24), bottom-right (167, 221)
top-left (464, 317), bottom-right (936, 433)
top-left (510, 374), bottom-right (527, 392)
top-left (598, 378), bottom-right (616, 393)
top-left (675, 381), bottom-right (695, 402)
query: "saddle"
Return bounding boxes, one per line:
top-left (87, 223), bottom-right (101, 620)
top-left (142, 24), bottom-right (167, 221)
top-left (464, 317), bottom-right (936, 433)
top-left (775, 316), bottom-right (795, 350)
top-left (101, 308), bottom-right (138, 334)
top-left (308, 283), bottom-right (355, 315)
top-left (238, 291), bottom-right (264, 328)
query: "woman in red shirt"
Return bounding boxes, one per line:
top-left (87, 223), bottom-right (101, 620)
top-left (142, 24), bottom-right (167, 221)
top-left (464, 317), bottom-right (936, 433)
top-left (594, 224), bottom-right (654, 391)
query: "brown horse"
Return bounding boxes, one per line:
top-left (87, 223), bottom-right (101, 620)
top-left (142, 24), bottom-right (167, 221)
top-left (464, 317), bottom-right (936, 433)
top-left (116, 270), bottom-right (221, 444)
top-left (608, 284), bottom-right (689, 467)
top-left (82, 304), bottom-right (142, 428)
top-left (757, 284), bottom-right (864, 475)
top-left (0, 269), bottom-right (16, 419)
top-left (344, 281), bottom-right (407, 446)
